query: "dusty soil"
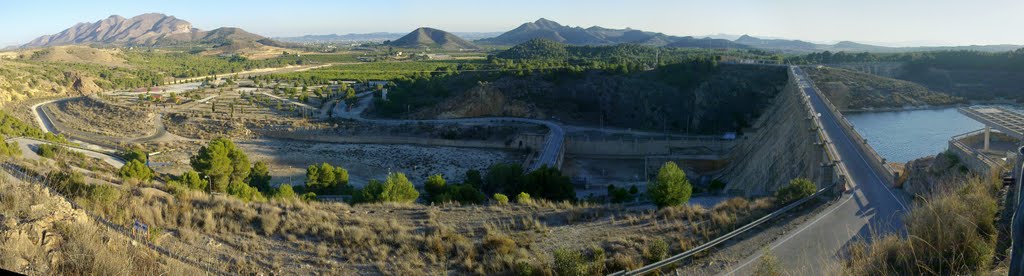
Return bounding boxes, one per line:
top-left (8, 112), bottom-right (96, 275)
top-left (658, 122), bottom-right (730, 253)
top-left (46, 97), bottom-right (155, 138)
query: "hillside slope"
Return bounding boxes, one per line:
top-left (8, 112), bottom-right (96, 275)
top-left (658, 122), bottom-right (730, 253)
top-left (399, 63), bottom-right (788, 134)
top-left (387, 27), bottom-right (478, 50)
top-left (805, 66), bottom-right (965, 110)
top-left (479, 18), bottom-right (740, 48)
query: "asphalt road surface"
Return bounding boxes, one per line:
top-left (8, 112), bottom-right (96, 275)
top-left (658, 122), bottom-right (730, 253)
top-left (723, 66), bottom-right (911, 275)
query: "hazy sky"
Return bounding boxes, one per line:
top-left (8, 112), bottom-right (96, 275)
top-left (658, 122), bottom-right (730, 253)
top-left (3, 0), bottom-right (1023, 47)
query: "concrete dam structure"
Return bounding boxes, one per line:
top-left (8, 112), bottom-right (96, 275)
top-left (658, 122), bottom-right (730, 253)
top-left (716, 67), bottom-right (823, 195)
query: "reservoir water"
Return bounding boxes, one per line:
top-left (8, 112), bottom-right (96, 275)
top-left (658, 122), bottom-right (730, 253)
top-left (845, 108), bottom-right (983, 163)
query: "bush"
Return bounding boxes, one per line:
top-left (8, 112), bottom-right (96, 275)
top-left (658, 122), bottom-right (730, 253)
top-left (353, 172), bottom-right (419, 204)
top-left (36, 144), bottom-right (57, 158)
top-left (121, 148), bottom-right (147, 164)
top-left (0, 141), bottom-right (21, 157)
top-left (774, 178), bottom-right (816, 204)
top-left (117, 160), bottom-right (153, 182)
top-left (180, 170), bottom-right (207, 191)
top-left (520, 165), bottom-right (575, 201)
top-left (227, 181), bottom-right (264, 202)
top-left (272, 184), bottom-right (298, 202)
top-left (607, 184), bottom-right (633, 203)
top-left (648, 162), bottom-right (692, 208)
top-left (424, 174), bottom-right (446, 199)
top-left (643, 239), bottom-right (668, 262)
top-left (516, 192), bottom-right (532, 205)
top-left (553, 247), bottom-right (606, 276)
top-left (494, 193), bottom-right (509, 205)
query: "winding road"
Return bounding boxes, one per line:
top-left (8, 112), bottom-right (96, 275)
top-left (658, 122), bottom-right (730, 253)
top-left (332, 92), bottom-right (565, 170)
top-left (722, 66), bottom-right (911, 275)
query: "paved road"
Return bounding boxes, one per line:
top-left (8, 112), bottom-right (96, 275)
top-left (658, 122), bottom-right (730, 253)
top-left (333, 93), bottom-right (565, 170)
top-left (7, 137), bottom-right (126, 168)
top-left (723, 66), bottom-right (911, 275)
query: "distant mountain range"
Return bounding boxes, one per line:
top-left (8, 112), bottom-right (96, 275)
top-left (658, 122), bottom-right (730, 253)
top-left (386, 27), bottom-right (479, 50)
top-left (275, 32), bottom-right (501, 43)
top-left (20, 13), bottom-right (287, 52)
top-left (476, 18), bottom-right (1021, 53)
top-left (731, 34), bottom-right (1022, 53)
top-left (15, 14), bottom-right (1021, 54)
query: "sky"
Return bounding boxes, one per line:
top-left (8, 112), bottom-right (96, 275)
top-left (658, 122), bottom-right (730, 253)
top-left (3, 0), bottom-right (1023, 47)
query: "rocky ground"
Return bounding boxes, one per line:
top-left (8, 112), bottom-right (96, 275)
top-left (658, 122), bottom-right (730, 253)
top-left (237, 138), bottom-right (526, 187)
top-left (0, 172), bottom-right (201, 275)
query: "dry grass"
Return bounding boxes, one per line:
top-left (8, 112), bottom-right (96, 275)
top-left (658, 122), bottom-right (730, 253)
top-left (845, 174), bottom-right (1001, 275)
top-left (0, 173), bottom-right (202, 275)
top-left (7, 157), bottom-right (786, 275)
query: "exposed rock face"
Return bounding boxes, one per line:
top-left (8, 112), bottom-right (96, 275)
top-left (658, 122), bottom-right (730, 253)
top-left (900, 153), bottom-right (969, 197)
top-left (716, 74), bottom-right (821, 195)
top-left (432, 82), bottom-right (539, 119)
top-left (20, 13), bottom-right (279, 50)
top-left (23, 13), bottom-right (193, 47)
top-left (64, 71), bottom-right (102, 95)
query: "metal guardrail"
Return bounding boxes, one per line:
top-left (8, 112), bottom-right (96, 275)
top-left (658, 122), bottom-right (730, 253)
top-left (609, 66), bottom-right (849, 275)
top-left (1, 162), bottom-right (232, 275)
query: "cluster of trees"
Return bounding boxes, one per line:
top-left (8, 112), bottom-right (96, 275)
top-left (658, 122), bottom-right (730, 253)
top-left (351, 172), bottom-right (420, 204)
top-left (423, 173), bottom-right (486, 204)
top-left (473, 164), bottom-right (576, 202)
top-left (35, 144), bottom-right (83, 160)
top-left (606, 184), bottom-right (639, 203)
top-left (121, 51), bottom-right (306, 79)
top-left (491, 38), bottom-right (726, 75)
top-left (304, 163), bottom-right (350, 195)
top-left (788, 48), bottom-right (1024, 72)
top-left (0, 140), bottom-right (20, 157)
top-left (117, 149), bottom-right (153, 183)
top-left (179, 138), bottom-right (272, 201)
top-left (262, 60), bottom-right (473, 84)
top-left (0, 111), bottom-right (66, 143)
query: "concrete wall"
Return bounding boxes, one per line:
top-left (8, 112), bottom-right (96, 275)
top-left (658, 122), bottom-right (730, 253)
top-left (512, 133), bottom-right (735, 157)
top-left (716, 69), bottom-right (824, 196)
top-left (948, 130), bottom-right (1013, 174)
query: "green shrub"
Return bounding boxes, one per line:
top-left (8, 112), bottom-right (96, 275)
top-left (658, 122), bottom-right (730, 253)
top-left (774, 178), bottom-right (816, 204)
top-left (180, 170), bottom-right (207, 191)
top-left (516, 192), bottom-right (532, 205)
top-left (553, 247), bottom-right (607, 276)
top-left (36, 144), bottom-right (58, 158)
top-left (353, 172), bottom-right (419, 204)
top-left (117, 160), bottom-right (153, 182)
top-left (648, 161), bottom-right (692, 208)
top-left (494, 193), bottom-right (509, 205)
top-left (424, 174), bottom-right (446, 198)
top-left (272, 184), bottom-right (298, 202)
